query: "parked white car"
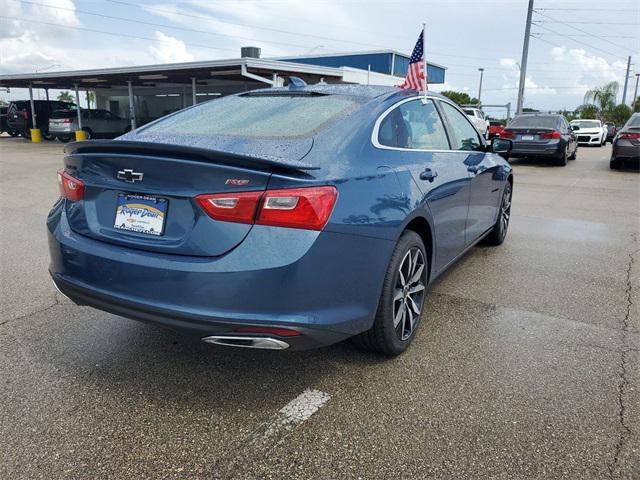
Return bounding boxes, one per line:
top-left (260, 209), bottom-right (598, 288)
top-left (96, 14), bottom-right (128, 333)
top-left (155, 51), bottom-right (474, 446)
top-left (569, 119), bottom-right (606, 147)
top-left (463, 108), bottom-right (489, 137)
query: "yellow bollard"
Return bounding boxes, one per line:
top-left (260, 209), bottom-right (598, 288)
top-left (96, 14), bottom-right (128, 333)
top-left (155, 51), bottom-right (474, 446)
top-left (75, 130), bottom-right (88, 141)
top-left (30, 129), bottom-right (41, 143)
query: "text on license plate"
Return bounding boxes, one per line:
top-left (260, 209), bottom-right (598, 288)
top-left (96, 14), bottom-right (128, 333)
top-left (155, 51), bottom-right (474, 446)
top-left (521, 135), bottom-right (535, 141)
top-left (114, 193), bottom-right (168, 236)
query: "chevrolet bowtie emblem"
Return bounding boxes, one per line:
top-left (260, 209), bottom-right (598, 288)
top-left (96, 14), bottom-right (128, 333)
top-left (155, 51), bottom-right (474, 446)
top-left (117, 169), bottom-right (144, 183)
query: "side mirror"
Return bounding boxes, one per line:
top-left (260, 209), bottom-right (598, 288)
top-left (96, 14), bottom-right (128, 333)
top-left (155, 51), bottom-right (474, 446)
top-left (492, 138), bottom-right (512, 154)
top-left (571, 125), bottom-right (580, 131)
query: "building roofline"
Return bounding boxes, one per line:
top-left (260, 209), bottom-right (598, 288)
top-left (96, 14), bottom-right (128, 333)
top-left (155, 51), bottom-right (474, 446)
top-left (0, 57), bottom-right (345, 83)
top-left (272, 50), bottom-right (447, 70)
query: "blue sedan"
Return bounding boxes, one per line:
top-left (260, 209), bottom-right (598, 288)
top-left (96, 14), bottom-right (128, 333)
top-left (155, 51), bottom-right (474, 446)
top-left (48, 83), bottom-right (513, 355)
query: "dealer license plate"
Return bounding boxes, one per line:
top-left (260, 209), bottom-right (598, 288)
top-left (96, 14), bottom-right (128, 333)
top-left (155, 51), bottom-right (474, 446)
top-left (114, 193), bottom-right (167, 236)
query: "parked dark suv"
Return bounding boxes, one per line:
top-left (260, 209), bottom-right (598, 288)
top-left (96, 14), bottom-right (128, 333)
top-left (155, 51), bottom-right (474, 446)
top-left (499, 114), bottom-right (578, 166)
top-left (6, 100), bottom-right (75, 140)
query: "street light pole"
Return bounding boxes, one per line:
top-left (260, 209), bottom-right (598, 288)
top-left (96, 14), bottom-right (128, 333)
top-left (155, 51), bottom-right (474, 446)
top-left (516, 0), bottom-right (534, 114)
top-left (477, 68), bottom-right (485, 104)
top-left (632, 73), bottom-right (640, 110)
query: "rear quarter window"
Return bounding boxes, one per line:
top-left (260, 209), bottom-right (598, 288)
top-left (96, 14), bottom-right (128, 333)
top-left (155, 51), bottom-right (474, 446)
top-left (142, 93), bottom-right (361, 139)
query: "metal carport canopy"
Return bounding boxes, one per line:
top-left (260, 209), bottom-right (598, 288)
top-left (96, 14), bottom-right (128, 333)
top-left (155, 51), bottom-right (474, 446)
top-left (0, 58), bottom-right (345, 90)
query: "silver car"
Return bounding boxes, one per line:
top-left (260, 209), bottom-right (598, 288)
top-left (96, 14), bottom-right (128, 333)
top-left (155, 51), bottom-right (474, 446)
top-left (49, 109), bottom-right (130, 142)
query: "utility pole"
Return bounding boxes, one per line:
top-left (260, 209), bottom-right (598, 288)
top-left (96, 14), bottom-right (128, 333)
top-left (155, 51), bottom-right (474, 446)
top-left (633, 73), bottom-right (640, 110)
top-left (621, 55), bottom-right (631, 106)
top-left (516, 0), bottom-right (534, 115)
top-left (477, 68), bottom-right (485, 104)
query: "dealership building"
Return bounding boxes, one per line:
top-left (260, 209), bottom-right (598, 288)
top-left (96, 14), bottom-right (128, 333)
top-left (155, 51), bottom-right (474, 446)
top-left (0, 48), bottom-right (446, 129)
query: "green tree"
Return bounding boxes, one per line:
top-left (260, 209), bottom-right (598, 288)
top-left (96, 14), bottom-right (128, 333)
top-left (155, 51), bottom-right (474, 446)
top-left (576, 104), bottom-right (598, 119)
top-left (57, 91), bottom-right (74, 103)
top-left (633, 97), bottom-right (640, 113)
top-left (607, 104), bottom-right (632, 126)
top-left (584, 81), bottom-right (619, 118)
top-left (85, 91), bottom-right (95, 109)
top-left (440, 91), bottom-right (479, 106)
top-left (522, 107), bottom-right (539, 113)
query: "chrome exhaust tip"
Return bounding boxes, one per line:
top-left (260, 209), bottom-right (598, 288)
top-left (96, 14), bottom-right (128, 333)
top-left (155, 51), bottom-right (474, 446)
top-left (201, 335), bottom-right (290, 350)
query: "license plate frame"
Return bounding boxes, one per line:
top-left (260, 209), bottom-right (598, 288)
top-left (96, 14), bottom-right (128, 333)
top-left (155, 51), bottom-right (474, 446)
top-left (521, 134), bottom-right (535, 141)
top-left (114, 193), bottom-right (168, 236)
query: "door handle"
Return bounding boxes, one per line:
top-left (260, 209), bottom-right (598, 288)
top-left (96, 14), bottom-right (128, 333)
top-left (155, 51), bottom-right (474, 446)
top-left (419, 168), bottom-right (438, 182)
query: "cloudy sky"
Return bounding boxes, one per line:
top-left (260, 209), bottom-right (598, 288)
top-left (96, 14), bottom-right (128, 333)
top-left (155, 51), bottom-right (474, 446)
top-left (1, 0), bottom-right (639, 112)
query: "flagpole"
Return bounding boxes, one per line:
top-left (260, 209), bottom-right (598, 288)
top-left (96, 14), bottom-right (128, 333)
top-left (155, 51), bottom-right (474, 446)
top-left (422, 22), bottom-right (427, 103)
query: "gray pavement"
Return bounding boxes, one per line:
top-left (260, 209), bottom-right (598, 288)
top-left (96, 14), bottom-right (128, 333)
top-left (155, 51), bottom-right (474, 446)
top-left (0, 135), bottom-right (638, 479)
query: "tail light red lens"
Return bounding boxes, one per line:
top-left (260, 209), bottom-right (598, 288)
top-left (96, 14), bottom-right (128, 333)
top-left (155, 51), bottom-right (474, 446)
top-left (62, 118), bottom-right (72, 124)
top-left (540, 130), bottom-right (561, 139)
top-left (196, 191), bottom-right (262, 224)
top-left (618, 132), bottom-right (640, 140)
top-left (500, 129), bottom-right (515, 139)
top-left (195, 185), bottom-right (337, 231)
top-left (57, 170), bottom-right (85, 201)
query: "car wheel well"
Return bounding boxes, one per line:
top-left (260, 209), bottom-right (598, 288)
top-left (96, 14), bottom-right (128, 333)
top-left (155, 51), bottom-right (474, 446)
top-left (404, 217), bottom-right (433, 282)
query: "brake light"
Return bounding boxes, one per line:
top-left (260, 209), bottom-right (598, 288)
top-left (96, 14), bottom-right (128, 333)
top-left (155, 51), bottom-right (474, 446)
top-left (62, 118), bottom-right (72, 124)
top-left (540, 130), bottom-right (561, 139)
top-left (500, 129), bottom-right (515, 139)
top-left (57, 170), bottom-right (85, 201)
top-left (618, 132), bottom-right (640, 140)
top-left (195, 185), bottom-right (338, 231)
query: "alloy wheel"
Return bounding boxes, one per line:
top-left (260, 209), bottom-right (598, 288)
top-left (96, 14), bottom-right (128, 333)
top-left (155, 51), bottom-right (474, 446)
top-left (500, 184), bottom-right (512, 236)
top-left (393, 247), bottom-right (426, 341)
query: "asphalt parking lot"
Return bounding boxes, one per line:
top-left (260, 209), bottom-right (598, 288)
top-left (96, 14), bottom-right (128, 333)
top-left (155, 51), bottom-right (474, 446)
top-left (0, 136), bottom-right (638, 479)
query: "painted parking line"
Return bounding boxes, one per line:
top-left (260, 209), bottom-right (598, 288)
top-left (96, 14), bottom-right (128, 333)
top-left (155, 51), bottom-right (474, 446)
top-left (213, 388), bottom-right (331, 478)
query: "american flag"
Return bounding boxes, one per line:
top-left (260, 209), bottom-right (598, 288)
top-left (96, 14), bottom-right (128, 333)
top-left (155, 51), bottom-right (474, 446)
top-left (399, 30), bottom-right (427, 91)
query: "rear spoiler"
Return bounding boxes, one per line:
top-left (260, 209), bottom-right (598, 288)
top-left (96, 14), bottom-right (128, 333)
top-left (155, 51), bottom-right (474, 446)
top-left (65, 140), bottom-right (319, 172)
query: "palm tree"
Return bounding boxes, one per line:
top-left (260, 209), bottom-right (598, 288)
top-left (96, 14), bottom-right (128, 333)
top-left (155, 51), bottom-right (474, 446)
top-left (57, 91), bottom-right (74, 103)
top-left (584, 81), bottom-right (619, 118)
top-left (85, 91), bottom-right (95, 109)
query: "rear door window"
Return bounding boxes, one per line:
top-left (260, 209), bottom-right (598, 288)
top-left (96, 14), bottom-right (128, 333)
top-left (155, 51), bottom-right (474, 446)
top-left (438, 101), bottom-right (483, 151)
top-left (377, 99), bottom-right (450, 150)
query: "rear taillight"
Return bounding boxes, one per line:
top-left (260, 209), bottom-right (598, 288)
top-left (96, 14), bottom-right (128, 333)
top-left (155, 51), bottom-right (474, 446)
top-left (540, 130), bottom-right (561, 139)
top-left (195, 185), bottom-right (338, 231)
top-left (500, 129), bottom-right (515, 139)
top-left (62, 118), bottom-right (72, 124)
top-left (57, 170), bottom-right (85, 201)
top-left (618, 132), bottom-right (640, 140)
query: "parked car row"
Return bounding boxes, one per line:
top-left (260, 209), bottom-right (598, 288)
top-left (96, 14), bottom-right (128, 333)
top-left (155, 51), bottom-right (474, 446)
top-left (2, 99), bottom-right (129, 141)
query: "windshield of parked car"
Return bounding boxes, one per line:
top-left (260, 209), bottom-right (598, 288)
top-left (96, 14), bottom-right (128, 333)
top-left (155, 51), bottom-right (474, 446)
top-left (571, 120), bottom-right (600, 128)
top-left (509, 116), bottom-right (558, 128)
top-left (141, 93), bottom-right (361, 138)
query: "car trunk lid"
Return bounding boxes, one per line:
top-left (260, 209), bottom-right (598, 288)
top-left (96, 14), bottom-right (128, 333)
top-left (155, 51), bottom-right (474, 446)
top-left (62, 139), bottom-right (317, 257)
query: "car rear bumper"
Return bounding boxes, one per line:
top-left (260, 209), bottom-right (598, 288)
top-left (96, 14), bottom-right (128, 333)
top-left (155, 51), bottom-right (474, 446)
top-left (509, 141), bottom-right (563, 158)
top-left (612, 142), bottom-right (640, 161)
top-left (48, 201), bottom-right (393, 350)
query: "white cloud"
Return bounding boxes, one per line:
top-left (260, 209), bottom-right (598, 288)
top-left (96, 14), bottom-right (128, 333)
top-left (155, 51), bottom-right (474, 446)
top-left (148, 31), bottom-right (194, 63)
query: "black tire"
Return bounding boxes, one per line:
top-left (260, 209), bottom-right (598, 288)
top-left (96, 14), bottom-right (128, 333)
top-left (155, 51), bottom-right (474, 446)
top-left (8, 130), bottom-right (19, 137)
top-left (57, 136), bottom-right (71, 143)
top-left (610, 159), bottom-right (622, 170)
top-left (483, 181), bottom-right (512, 246)
top-left (352, 230), bottom-right (428, 356)
top-left (555, 147), bottom-right (568, 166)
top-left (568, 145), bottom-right (577, 160)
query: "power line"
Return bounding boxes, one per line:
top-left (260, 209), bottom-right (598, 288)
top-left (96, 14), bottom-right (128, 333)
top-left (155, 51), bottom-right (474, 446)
top-left (535, 20), bottom-right (640, 26)
top-left (532, 22), bottom-right (622, 59)
top-left (2, 16), bottom-right (238, 53)
top-left (533, 9), bottom-right (638, 54)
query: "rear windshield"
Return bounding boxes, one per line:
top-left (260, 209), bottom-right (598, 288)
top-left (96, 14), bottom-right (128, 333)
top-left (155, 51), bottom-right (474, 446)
top-left (509, 116), bottom-right (558, 128)
top-left (571, 120), bottom-right (600, 128)
top-left (141, 93), bottom-right (361, 138)
top-left (625, 114), bottom-right (640, 128)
